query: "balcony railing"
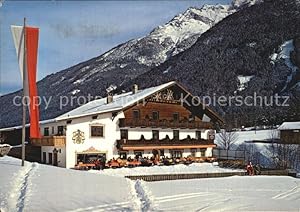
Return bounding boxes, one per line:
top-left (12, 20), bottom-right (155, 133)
top-left (117, 138), bottom-right (215, 150)
top-left (31, 136), bottom-right (66, 147)
top-left (119, 118), bottom-right (213, 129)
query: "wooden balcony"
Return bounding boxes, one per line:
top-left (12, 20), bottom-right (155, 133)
top-left (31, 136), bottom-right (66, 147)
top-left (116, 138), bottom-right (216, 150)
top-left (119, 118), bottom-right (213, 129)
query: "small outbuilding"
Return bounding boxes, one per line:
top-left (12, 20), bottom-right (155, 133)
top-left (278, 122), bottom-right (300, 144)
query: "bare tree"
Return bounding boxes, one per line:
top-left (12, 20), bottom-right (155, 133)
top-left (218, 129), bottom-right (239, 150)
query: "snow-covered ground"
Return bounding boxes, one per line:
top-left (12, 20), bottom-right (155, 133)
top-left (0, 156), bottom-right (138, 212)
top-left (237, 75), bottom-right (254, 91)
top-left (146, 176), bottom-right (300, 211)
top-left (215, 129), bottom-right (274, 144)
top-left (1, 156), bottom-right (300, 211)
top-left (89, 163), bottom-right (244, 177)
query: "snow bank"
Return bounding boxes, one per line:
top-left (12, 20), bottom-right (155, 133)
top-left (90, 163), bottom-right (244, 177)
top-left (0, 156), bottom-right (134, 212)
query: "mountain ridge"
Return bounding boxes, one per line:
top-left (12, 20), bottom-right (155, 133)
top-left (119, 0), bottom-right (300, 127)
top-left (0, 0), bottom-right (251, 128)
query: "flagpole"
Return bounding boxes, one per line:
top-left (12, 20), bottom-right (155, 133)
top-left (21, 17), bottom-right (26, 166)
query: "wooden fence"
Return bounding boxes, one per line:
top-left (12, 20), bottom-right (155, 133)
top-left (213, 149), bottom-right (247, 160)
top-left (125, 172), bottom-right (246, 181)
top-left (125, 170), bottom-right (296, 181)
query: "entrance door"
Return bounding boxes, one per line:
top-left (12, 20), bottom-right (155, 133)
top-left (48, 153), bottom-right (53, 165)
top-left (76, 153), bottom-right (106, 164)
top-left (53, 152), bottom-right (58, 166)
top-left (42, 152), bottom-right (46, 164)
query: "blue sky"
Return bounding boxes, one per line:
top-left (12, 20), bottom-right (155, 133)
top-left (0, 0), bottom-right (230, 95)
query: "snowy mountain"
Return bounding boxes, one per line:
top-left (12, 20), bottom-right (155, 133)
top-left (0, 0), bottom-right (257, 128)
top-left (120, 0), bottom-right (300, 127)
top-left (146, 4), bottom-right (235, 60)
top-left (2, 0), bottom-right (300, 129)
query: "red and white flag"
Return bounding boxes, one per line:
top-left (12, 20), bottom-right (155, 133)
top-left (11, 25), bottom-right (41, 139)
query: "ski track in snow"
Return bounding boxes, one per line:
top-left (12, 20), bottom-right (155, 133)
top-left (272, 181), bottom-right (300, 200)
top-left (194, 197), bottom-right (232, 211)
top-left (5, 162), bottom-right (38, 212)
top-left (69, 201), bottom-right (132, 212)
top-left (70, 179), bottom-right (141, 212)
top-left (134, 180), bottom-right (157, 212)
top-left (155, 192), bottom-right (214, 203)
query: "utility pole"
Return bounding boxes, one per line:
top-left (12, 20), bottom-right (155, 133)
top-left (21, 17), bottom-right (27, 166)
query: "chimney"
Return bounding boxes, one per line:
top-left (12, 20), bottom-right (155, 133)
top-left (132, 84), bottom-right (138, 94)
top-left (107, 93), bottom-right (113, 104)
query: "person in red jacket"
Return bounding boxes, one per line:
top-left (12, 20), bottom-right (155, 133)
top-left (246, 161), bottom-right (254, 175)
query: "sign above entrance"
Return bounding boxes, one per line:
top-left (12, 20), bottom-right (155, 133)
top-left (72, 130), bottom-right (85, 144)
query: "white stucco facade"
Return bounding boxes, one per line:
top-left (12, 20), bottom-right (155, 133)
top-left (63, 112), bottom-right (124, 168)
top-left (33, 81), bottom-right (220, 168)
top-left (38, 112), bottom-right (215, 168)
top-left (41, 146), bottom-right (66, 167)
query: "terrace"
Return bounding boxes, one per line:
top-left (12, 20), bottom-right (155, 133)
top-left (117, 137), bottom-right (216, 150)
top-left (119, 118), bottom-right (213, 129)
top-left (31, 136), bottom-right (66, 147)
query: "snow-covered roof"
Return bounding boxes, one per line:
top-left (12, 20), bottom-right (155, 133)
top-left (278, 122), bottom-right (300, 130)
top-left (0, 81), bottom-right (222, 130)
top-left (56, 81), bottom-right (176, 120)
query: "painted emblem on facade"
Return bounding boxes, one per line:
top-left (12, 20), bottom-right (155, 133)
top-left (72, 130), bottom-right (85, 144)
top-left (82, 146), bottom-right (100, 153)
top-left (0, 144), bottom-right (11, 157)
top-left (207, 130), bottom-right (215, 140)
top-left (149, 89), bottom-right (177, 103)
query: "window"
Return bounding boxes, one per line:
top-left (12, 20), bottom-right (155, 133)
top-left (51, 126), bottom-right (55, 135)
top-left (171, 150), bottom-right (182, 158)
top-left (91, 126), bottom-right (104, 137)
top-left (134, 150), bottom-right (143, 159)
top-left (173, 130), bottom-right (179, 140)
top-left (160, 149), bottom-right (164, 157)
top-left (173, 113), bottom-right (179, 121)
top-left (44, 127), bottom-right (49, 136)
top-left (57, 126), bottom-right (64, 135)
top-left (152, 130), bottom-right (159, 140)
top-left (120, 129), bottom-right (128, 140)
top-left (196, 131), bottom-right (201, 140)
top-left (200, 148), bottom-right (206, 157)
top-left (48, 153), bottom-right (53, 165)
top-left (42, 152), bottom-right (46, 164)
top-left (152, 111), bottom-right (159, 120)
top-left (191, 148), bottom-right (197, 157)
top-left (133, 110), bottom-right (140, 119)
